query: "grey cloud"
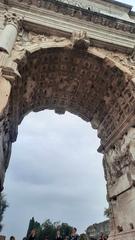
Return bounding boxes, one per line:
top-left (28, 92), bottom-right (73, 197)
top-left (3, 110), bottom-right (107, 240)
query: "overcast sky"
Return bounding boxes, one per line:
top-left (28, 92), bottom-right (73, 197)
top-left (2, 111), bottom-right (107, 239)
top-left (119, 0), bottom-right (135, 9)
top-left (117, 0), bottom-right (135, 10)
top-left (1, 0), bottom-right (135, 239)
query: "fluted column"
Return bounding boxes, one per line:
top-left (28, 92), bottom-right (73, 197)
top-left (0, 11), bottom-right (22, 190)
top-left (0, 12), bottom-right (22, 54)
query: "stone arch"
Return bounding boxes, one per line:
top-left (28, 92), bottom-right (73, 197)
top-left (1, 34), bottom-right (135, 240)
top-left (9, 41), bottom-right (134, 147)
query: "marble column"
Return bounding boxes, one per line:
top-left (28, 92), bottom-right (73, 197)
top-left (0, 11), bottom-right (21, 190)
top-left (0, 12), bottom-right (21, 54)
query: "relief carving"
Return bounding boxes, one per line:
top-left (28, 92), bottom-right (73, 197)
top-left (104, 128), bottom-right (135, 186)
top-left (71, 31), bottom-right (90, 50)
top-left (15, 0), bottom-right (135, 34)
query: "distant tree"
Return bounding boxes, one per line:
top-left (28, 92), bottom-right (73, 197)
top-left (41, 219), bottom-right (56, 240)
top-left (26, 217), bottom-right (35, 238)
top-left (26, 217), bottom-right (41, 238)
top-left (26, 218), bottom-right (73, 240)
top-left (53, 221), bottom-right (61, 229)
top-left (104, 207), bottom-right (111, 218)
top-left (0, 193), bottom-right (8, 232)
top-left (60, 223), bottom-right (72, 237)
top-left (79, 233), bottom-right (87, 240)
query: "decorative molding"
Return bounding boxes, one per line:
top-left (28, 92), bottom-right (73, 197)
top-left (2, 1), bottom-right (134, 53)
top-left (7, 0), bottom-right (135, 34)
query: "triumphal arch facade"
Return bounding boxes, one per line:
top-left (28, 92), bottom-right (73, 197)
top-left (0, 0), bottom-right (135, 239)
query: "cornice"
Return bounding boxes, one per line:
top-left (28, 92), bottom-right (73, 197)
top-left (1, 0), bottom-right (135, 53)
top-left (8, 6), bottom-right (135, 53)
top-left (5, 0), bottom-right (135, 34)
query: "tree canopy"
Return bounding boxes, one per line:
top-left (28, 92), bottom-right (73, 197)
top-left (26, 218), bottom-right (73, 240)
top-left (0, 193), bottom-right (8, 232)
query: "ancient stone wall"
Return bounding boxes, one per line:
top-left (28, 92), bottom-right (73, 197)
top-left (86, 220), bottom-right (110, 239)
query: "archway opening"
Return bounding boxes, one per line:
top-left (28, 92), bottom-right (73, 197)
top-left (1, 43), bottom-right (134, 240)
top-left (3, 110), bottom-right (107, 239)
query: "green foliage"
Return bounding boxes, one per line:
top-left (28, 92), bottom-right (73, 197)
top-left (79, 233), bottom-right (87, 240)
top-left (104, 207), bottom-right (111, 218)
top-left (40, 219), bottom-right (56, 240)
top-left (27, 217), bottom-right (35, 237)
top-left (0, 193), bottom-right (8, 232)
top-left (27, 217), bottom-right (41, 238)
top-left (26, 218), bottom-right (73, 240)
top-left (60, 223), bottom-right (72, 237)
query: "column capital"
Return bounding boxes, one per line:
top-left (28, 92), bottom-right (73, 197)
top-left (0, 12), bottom-right (23, 54)
top-left (4, 12), bottom-right (23, 30)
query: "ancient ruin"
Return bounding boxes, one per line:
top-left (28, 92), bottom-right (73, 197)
top-left (0, 0), bottom-right (135, 239)
top-left (86, 220), bottom-right (110, 239)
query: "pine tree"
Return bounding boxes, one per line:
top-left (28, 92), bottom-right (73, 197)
top-left (26, 217), bottom-right (35, 238)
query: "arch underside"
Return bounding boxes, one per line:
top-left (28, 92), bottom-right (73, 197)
top-left (8, 46), bottom-right (135, 151)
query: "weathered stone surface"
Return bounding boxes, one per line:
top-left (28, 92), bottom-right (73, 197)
top-left (103, 128), bottom-right (135, 238)
top-left (104, 128), bottom-right (135, 188)
top-left (0, 76), bottom-right (11, 113)
top-left (0, 12), bottom-right (22, 54)
top-left (86, 220), bottom-right (110, 239)
top-left (0, 235), bottom-right (6, 240)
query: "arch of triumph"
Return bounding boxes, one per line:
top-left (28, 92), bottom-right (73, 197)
top-left (0, 0), bottom-right (135, 239)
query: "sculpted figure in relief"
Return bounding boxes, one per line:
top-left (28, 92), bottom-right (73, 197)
top-left (104, 127), bottom-right (135, 185)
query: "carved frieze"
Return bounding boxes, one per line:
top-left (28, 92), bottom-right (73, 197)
top-left (14, 0), bottom-right (135, 34)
